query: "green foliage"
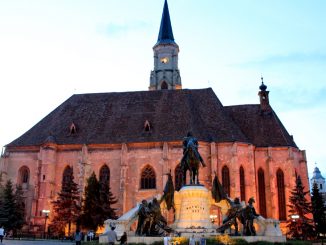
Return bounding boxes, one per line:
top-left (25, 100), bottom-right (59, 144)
top-left (13, 185), bottom-right (25, 230)
top-left (80, 171), bottom-right (118, 231)
top-left (80, 172), bottom-right (101, 230)
top-left (0, 180), bottom-right (16, 230)
top-left (0, 180), bottom-right (26, 234)
top-left (287, 175), bottom-right (315, 240)
top-left (99, 175), bottom-right (118, 221)
top-left (311, 182), bottom-right (326, 236)
top-left (51, 166), bottom-right (81, 236)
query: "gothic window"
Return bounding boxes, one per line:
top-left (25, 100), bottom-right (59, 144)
top-left (222, 166), bottom-right (230, 197)
top-left (320, 184), bottom-right (323, 190)
top-left (161, 81), bottom-right (168, 90)
top-left (63, 166), bottom-right (73, 183)
top-left (240, 166), bottom-right (246, 202)
top-left (18, 166), bottom-right (30, 187)
top-left (277, 169), bottom-right (286, 220)
top-left (258, 168), bottom-right (267, 217)
top-left (175, 164), bottom-right (183, 191)
top-left (140, 165), bottom-right (156, 189)
top-left (99, 165), bottom-right (110, 184)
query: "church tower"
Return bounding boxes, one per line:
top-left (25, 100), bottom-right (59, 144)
top-left (149, 0), bottom-right (182, 90)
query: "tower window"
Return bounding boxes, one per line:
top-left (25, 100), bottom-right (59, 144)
top-left (161, 81), bottom-right (168, 90)
top-left (140, 165), bottom-right (156, 189)
top-left (320, 184), bottom-right (323, 190)
top-left (222, 165), bottom-right (230, 197)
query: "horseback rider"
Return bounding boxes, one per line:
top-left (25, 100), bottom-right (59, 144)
top-left (180, 132), bottom-right (206, 185)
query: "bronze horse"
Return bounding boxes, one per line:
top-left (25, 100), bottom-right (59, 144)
top-left (180, 136), bottom-right (206, 185)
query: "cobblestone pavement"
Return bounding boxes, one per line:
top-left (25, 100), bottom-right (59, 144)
top-left (1, 239), bottom-right (75, 245)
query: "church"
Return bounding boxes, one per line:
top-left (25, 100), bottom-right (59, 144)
top-left (0, 0), bottom-right (310, 234)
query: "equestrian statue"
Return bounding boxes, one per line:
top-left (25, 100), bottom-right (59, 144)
top-left (180, 132), bottom-right (206, 185)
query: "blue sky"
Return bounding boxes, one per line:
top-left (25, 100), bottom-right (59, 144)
top-left (0, 0), bottom-right (325, 181)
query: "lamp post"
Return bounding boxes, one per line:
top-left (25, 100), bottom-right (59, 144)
top-left (290, 214), bottom-right (300, 239)
top-left (42, 210), bottom-right (50, 239)
top-left (209, 214), bottom-right (217, 224)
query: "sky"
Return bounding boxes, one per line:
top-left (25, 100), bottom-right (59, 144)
top-left (0, 0), bottom-right (325, 181)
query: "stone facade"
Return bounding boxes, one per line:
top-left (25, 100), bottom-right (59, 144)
top-left (0, 140), bottom-right (308, 232)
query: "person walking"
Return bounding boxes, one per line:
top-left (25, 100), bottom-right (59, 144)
top-left (0, 226), bottom-right (4, 243)
top-left (118, 231), bottom-right (127, 245)
top-left (108, 226), bottom-right (118, 245)
top-left (74, 229), bottom-right (82, 245)
top-left (189, 234), bottom-right (196, 245)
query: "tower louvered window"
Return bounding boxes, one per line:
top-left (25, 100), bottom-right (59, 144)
top-left (175, 164), bottom-right (184, 191)
top-left (99, 165), bottom-right (110, 184)
top-left (258, 168), bottom-right (267, 217)
top-left (277, 169), bottom-right (286, 220)
top-left (240, 166), bottom-right (246, 202)
top-left (140, 165), bottom-right (156, 189)
top-left (222, 166), bottom-right (230, 197)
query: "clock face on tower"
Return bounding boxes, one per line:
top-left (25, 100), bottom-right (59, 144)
top-left (160, 57), bottom-right (169, 64)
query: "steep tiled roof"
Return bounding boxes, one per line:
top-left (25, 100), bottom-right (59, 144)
top-left (7, 88), bottom-right (249, 147)
top-left (225, 105), bottom-right (297, 147)
top-left (7, 89), bottom-right (298, 148)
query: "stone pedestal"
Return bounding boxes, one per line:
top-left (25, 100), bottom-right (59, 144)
top-left (174, 185), bottom-right (213, 229)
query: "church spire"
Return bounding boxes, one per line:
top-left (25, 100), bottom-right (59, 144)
top-left (149, 0), bottom-right (182, 91)
top-left (156, 0), bottom-right (175, 46)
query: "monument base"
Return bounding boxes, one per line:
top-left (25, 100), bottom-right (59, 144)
top-left (173, 185), bottom-right (213, 229)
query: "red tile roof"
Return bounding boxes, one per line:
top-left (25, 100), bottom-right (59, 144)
top-left (7, 88), bottom-right (297, 148)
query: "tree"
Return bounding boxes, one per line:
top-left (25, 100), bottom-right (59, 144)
top-left (0, 180), bottom-right (16, 232)
top-left (51, 167), bottom-right (81, 237)
top-left (287, 175), bottom-right (315, 240)
top-left (13, 185), bottom-right (25, 231)
top-left (311, 182), bottom-right (326, 237)
top-left (80, 172), bottom-right (101, 230)
top-left (80, 172), bottom-right (117, 231)
top-left (99, 174), bottom-right (118, 222)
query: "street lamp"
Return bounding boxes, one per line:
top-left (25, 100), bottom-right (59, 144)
top-left (210, 214), bottom-right (218, 224)
top-left (290, 214), bottom-right (299, 221)
top-left (42, 210), bottom-right (50, 239)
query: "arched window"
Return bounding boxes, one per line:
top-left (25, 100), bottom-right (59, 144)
top-left (99, 165), bottom-right (110, 184)
top-left (140, 165), bottom-right (156, 189)
top-left (175, 164), bottom-right (184, 191)
top-left (240, 166), bottom-right (246, 202)
top-left (63, 166), bottom-right (73, 183)
top-left (161, 81), bottom-right (168, 90)
top-left (222, 166), bottom-right (230, 197)
top-left (18, 166), bottom-right (30, 188)
top-left (258, 168), bottom-right (267, 217)
top-left (277, 169), bottom-right (286, 220)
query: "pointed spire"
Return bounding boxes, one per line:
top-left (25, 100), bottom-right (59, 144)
top-left (156, 0), bottom-right (176, 46)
